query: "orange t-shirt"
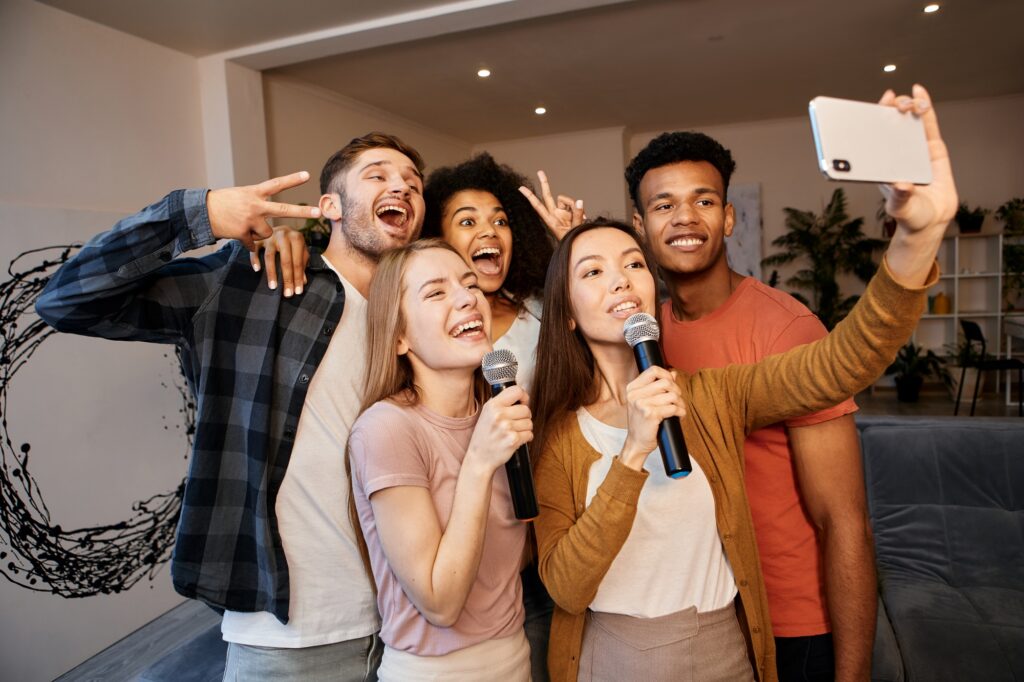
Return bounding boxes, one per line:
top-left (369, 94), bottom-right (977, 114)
top-left (660, 277), bottom-right (857, 637)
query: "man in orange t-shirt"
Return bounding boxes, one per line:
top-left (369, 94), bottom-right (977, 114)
top-left (625, 132), bottom-right (875, 682)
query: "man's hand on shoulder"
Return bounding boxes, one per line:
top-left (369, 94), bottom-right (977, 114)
top-left (207, 171), bottom-right (320, 252)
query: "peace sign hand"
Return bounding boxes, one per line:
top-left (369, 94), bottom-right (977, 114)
top-left (207, 171), bottom-right (321, 251)
top-left (518, 170), bottom-right (585, 242)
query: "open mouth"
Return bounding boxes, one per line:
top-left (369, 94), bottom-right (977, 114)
top-left (450, 318), bottom-right (484, 339)
top-left (609, 299), bottom-right (641, 318)
top-left (471, 246), bottom-right (503, 277)
top-left (375, 203), bottom-right (409, 229)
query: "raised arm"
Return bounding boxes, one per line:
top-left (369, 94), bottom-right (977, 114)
top-left (519, 170), bottom-right (586, 242)
top-left (690, 85), bottom-right (956, 433)
top-left (879, 85), bottom-right (958, 287)
top-left (35, 172), bottom-right (320, 343)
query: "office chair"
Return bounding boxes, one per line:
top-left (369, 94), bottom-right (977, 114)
top-left (954, 319), bottom-right (1023, 416)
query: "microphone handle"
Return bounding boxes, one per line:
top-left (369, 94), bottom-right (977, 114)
top-left (632, 340), bottom-right (693, 479)
top-left (489, 381), bottom-right (540, 520)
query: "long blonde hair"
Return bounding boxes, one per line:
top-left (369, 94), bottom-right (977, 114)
top-left (347, 239), bottom-right (489, 580)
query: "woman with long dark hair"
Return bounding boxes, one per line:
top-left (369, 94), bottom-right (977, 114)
top-left (530, 87), bottom-right (956, 682)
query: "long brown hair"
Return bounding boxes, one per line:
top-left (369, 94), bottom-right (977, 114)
top-left (530, 219), bottom-right (656, 455)
top-left (347, 239), bottom-right (490, 581)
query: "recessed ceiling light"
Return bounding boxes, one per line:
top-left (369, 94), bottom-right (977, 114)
top-left (923, 3), bottom-right (940, 13)
top-left (477, 68), bottom-right (491, 78)
top-left (883, 64), bottom-right (897, 73)
top-left (534, 106), bottom-right (547, 115)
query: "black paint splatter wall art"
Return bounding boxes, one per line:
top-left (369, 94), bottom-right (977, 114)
top-left (0, 245), bottom-right (193, 596)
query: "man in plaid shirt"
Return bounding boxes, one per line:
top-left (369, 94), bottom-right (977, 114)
top-left (37, 132), bottom-right (426, 680)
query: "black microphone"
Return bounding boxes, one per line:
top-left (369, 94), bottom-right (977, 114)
top-left (623, 312), bottom-right (692, 479)
top-left (481, 349), bottom-right (539, 521)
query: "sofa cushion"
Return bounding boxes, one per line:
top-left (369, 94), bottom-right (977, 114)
top-left (858, 417), bottom-right (1024, 681)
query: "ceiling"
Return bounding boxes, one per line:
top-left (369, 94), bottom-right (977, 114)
top-left (38, 0), bottom-right (445, 56)
top-left (39, 0), bottom-right (1024, 144)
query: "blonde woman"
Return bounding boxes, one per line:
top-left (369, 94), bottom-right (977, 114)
top-left (347, 239), bottom-right (533, 681)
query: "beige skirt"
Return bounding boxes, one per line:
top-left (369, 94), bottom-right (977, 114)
top-left (577, 605), bottom-right (754, 682)
top-left (378, 630), bottom-right (531, 682)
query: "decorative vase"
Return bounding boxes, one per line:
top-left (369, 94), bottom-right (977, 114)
top-left (933, 292), bottom-right (951, 315)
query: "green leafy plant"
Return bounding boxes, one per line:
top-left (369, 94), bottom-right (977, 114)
top-left (762, 188), bottom-right (885, 329)
top-left (995, 197), bottom-right (1024, 235)
top-left (1004, 241), bottom-right (1024, 310)
top-left (955, 203), bottom-right (988, 234)
top-left (997, 198), bottom-right (1024, 309)
top-left (886, 341), bottom-right (948, 402)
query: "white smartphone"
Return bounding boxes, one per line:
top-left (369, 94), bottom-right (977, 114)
top-left (808, 96), bottom-right (932, 184)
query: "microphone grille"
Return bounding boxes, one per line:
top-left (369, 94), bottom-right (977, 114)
top-left (623, 312), bottom-right (660, 347)
top-left (481, 348), bottom-right (519, 385)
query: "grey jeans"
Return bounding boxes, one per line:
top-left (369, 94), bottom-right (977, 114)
top-left (223, 633), bottom-right (383, 682)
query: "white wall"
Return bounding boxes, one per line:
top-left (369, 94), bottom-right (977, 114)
top-left (472, 127), bottom-right (630, 221)
top-left (0, 1), bottom-right (206, 680)
top-left (264, 75), bottom-right (472, 210)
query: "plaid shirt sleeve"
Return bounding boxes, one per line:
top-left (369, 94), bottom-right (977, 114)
top-left (36, 189), bottom-right (227, 344)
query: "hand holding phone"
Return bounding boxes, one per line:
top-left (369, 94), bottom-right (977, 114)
top-left (809, 96), bottom-right (932, 185)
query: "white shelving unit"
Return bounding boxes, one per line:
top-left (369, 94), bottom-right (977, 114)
top-left (911, 231), bottom-right (1024, 405)
top-left (913, 232), bottom-right (1005, 357)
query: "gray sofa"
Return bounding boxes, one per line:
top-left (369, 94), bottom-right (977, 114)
top-left (858, 416), bottom-right (1024, 682)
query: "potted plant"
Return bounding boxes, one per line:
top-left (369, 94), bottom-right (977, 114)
top-left (995, 197), bottom-right (1024, 235)
top-left (886, 341), bottom-right (947, 403)
top-left (762, 188), bottom-right (886, 329)
top-left (997, 198), bottom-right (1024, 310)
top-left (943, 338), bottom-right (984, 400)
top-left (955, 203), bottom-right (988, 234)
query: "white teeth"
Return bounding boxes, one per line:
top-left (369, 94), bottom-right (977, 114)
top-left (612, 301), bottom-right (638, 313)
top-left (375, 205), bottom-right (407, 216)
top-left (472, 247), bottom-right (500, 258)
top-left (670, 237), bottom-right (704, 247)
top-left (451, 319), bottom-right (483, 337)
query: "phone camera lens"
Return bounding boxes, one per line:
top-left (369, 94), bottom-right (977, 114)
top-left (832, 159), bottom-right (851, 172)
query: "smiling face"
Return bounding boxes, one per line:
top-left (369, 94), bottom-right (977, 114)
top-left (439, 189), bottom-right (514, 295)
top-left (333, 147), bottom-right (426, 259)
top-left (634, 160), bottom-right (735, 277)
top-left (396, 248), bottom-right (493, 374)
top-left (568, 227), bottom-right (658, 346)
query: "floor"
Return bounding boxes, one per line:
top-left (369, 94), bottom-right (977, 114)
top-left (856, 385), bottom-right (1022, 418)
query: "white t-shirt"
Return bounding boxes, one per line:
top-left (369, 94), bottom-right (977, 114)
top-left (493, 297), bottom-right (541, 394)
top-left (578, 407), bottom-right (737, 618)
top-left (221, 257), bottom-right (379, 647)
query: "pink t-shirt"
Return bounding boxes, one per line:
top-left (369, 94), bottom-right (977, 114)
top-left (660, 277), bottom-right (857, 637)
top-left (348, 398), bottom-right (526, 655)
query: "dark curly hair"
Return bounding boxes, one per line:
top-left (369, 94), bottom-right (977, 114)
top-left (625, 132), bottom-right (737, 211)
top-left (423, 153), bottom-right (553, 305)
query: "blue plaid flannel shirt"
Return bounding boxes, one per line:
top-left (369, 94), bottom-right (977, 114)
top-left (37, 189), bottom-right (347, 623)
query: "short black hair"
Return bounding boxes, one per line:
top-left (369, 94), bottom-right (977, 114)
top-left (625, 132), bottom-right (737, 211)
top-left (423, 153), bottom-right (552, 304)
